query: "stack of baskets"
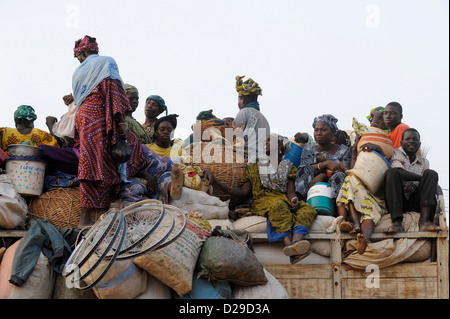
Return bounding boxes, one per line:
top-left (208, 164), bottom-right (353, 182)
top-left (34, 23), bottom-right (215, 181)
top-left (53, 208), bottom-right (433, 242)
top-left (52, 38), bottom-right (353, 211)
top-left (28, 187), bottom-right (107, 229)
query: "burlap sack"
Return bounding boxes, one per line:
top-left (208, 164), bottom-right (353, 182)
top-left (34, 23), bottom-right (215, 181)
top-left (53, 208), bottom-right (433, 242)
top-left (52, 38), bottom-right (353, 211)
top-left (133, 217), bottom-right (211, 296)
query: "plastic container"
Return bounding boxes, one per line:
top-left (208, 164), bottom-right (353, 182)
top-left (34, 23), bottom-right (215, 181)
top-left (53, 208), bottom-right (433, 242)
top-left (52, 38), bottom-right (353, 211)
top-left (346, 150), bottom-right (391, 194)
top-left (283, 142), bottom-right (303, 167)
top-left (307, 182), bottom-right (334, 216)
top-left (5, 158), bottom-right (47, 196)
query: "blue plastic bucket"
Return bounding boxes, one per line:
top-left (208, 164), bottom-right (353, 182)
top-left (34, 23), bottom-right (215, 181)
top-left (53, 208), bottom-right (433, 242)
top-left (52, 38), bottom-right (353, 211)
top-left (307, 182), bottom-right (334, 216)
top-left (284, 142), bottom-right (303, 167)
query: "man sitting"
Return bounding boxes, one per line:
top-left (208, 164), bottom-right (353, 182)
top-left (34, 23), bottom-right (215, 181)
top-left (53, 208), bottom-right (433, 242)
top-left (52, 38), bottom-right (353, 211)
top-left (382, 128), bottom-right (441, 233)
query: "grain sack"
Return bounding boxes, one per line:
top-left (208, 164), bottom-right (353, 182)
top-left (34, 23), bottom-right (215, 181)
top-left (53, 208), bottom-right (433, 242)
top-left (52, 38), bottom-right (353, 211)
top-left (0, 175), bottom-right (27, 229)
top-left (309, 215), bottom-right (335, 257)
top-left (8, 252), bottom-right (55, 299)
top-left (234, 268), bottom-right (289, 299)
top-left (134, 216), bottom-right (212, 296)
top-left (232, 216), bottom-right (267, 233)
top-left (81, 257), bottom-right (147, 299)
top-left (52, 273), bottom-right (97, 299)
top-left (196, 236), bottom-right (267, 286)
top-left (135, 274), bottom-right (173, 299)
top-left (169, 187), bottom-right (229, 219)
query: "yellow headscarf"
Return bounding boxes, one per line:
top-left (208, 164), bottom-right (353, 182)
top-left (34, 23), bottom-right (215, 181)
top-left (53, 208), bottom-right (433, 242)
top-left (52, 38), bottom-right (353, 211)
top-left (235, 75), bottom-right (262, 96)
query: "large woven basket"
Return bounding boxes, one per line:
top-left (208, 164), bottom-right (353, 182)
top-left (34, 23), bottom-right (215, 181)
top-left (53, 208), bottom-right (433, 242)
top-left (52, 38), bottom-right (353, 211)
top-left (28, 187), bottom-right (108, 229)
top-left (188, 143), bottom-right (247, 201)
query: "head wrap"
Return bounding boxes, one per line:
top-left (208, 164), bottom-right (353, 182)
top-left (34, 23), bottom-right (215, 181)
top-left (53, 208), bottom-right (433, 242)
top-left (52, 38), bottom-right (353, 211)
top-left (196, 109), bottom-right (217, 121)
top-left (367, 106), bottom-right (384, 122)
top-left (147, 95), bottom-right (168, 116)
top-left (154, 114), bottom-right (179, 133)
top-left (125, 84), bottom-right (138, 95)
top-left (312, 114), bottom-right (339, 134)
top-left (235, 75), bottom-right (262, 96)
top-left (74, 35), bottom-right (99, 57)
top-left (14, 105), bottom-right (37, 122)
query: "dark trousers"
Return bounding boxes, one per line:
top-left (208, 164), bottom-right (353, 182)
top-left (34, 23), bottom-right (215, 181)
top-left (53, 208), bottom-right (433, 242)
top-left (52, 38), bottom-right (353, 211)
top-left (382, 168), bottom-right (438, 223)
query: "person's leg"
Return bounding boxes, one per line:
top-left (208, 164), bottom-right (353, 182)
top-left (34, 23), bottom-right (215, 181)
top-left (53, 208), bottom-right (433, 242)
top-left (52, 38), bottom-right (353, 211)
top-left (357, 219), bottom-right (375, 254)
top-left (414, 169), bottom-right (440, 231)
top-left (348, 202), bottom-right (361, 234)
top-left (79, 207), bottom-right (94, 229)
top-left (382, 168), bottom-right (405, 233)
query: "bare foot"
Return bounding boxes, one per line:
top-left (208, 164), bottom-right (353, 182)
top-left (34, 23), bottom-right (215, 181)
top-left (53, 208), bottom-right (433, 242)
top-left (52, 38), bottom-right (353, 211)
top-left (170, 165), bottom-right (184, 200)
top-left (357, 233), bottom-right (368, 254)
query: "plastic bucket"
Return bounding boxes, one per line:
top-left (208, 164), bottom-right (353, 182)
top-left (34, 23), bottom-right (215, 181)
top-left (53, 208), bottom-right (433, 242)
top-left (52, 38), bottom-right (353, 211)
top-left (357, 130), bottom-right (394, 160)
top-left (307, 182), bottom-right (334, 216)
top-left (283, 142), bottom-right (303, 167)
top-left (346, 150), bottom-right (391, 194)
top-left (5, 158), bottom-right (47, 196)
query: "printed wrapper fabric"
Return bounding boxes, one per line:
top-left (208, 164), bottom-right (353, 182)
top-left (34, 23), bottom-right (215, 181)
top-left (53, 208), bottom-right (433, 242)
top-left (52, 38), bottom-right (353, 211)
top-left (74, 77), bottom-right (145, 208)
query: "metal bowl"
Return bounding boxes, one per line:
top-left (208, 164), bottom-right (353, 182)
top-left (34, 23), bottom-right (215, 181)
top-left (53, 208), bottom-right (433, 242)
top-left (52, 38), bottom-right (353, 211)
top-left (7, 144), bottom-right (43, 159)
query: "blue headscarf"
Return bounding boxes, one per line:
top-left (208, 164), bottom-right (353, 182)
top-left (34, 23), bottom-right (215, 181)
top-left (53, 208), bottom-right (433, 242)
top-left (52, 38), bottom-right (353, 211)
top-left (72, 54), bottom-right (125, 108)
top-left (312, 114), bottom-right (339, 134)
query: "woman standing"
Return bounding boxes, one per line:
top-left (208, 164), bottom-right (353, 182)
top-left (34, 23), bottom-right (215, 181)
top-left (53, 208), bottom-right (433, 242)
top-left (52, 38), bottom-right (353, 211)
top-left (72, 35), bottom-right (145, 228)
top-left (295, 114), bottom-right (351, 206)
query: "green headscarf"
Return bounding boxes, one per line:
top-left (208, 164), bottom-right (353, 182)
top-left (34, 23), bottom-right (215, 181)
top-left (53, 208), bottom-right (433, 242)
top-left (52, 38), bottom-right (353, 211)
top-left (14, 105), bottom-right (37, 122)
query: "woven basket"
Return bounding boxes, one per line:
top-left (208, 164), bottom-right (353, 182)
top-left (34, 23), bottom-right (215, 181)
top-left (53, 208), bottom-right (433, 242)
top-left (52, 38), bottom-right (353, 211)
top-left (198, 120), bottom-right (243, 143)
top-left (28, 187), bottom-right (108, 229)
top-left (188, 143), bottom-right (247, 201)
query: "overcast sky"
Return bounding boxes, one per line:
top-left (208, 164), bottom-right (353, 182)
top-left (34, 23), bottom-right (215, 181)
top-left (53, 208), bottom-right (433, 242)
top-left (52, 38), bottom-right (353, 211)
top-left (1, 0), bottom-right (448, 209)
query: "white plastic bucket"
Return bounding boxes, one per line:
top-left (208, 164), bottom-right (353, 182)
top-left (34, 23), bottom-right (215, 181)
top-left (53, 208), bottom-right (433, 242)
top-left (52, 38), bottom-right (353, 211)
top-left (5, 158), bottom-right (47, 196)
top-left (346, 150), bottom-right (391, 194)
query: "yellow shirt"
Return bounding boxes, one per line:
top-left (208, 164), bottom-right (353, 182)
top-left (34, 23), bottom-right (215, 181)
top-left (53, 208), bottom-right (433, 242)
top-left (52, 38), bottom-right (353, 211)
top-left (146, 139), bottom-right (185, 159)
top-left (0, 127), bottom-right (59, 154)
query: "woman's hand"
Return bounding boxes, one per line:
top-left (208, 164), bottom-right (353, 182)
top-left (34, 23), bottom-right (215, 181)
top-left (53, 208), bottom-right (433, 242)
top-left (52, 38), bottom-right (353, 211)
top-left (203, 170), bottom-right (217, 187)
top-left (289, 196), bottom-right (300, 212)
top-left (62, 94), bottom-right (74, 106)
top-left (322, 160), bottom-right (345, 173)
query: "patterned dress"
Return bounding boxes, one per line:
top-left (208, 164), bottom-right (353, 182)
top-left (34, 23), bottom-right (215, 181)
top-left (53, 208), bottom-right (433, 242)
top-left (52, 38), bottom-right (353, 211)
top-left (0, 128), bottom-right (59, 154)
top-left (295, 143), bottom-right (351, 199)
top-left (336, 174), bottom-right (386, 225)
top-left (240, 163), bottom-right (317, 240)
top-left (74, 77), bottom-right (145, 208)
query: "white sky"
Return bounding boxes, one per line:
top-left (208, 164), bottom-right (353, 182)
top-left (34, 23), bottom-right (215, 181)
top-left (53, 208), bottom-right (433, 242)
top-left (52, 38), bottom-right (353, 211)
top-left (0, 0), bottom-right (448, 202)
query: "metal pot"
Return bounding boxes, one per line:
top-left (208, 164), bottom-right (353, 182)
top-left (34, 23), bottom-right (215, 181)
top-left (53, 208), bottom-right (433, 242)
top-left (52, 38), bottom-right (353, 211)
top-left (7, 144), bottom-right (43, 159)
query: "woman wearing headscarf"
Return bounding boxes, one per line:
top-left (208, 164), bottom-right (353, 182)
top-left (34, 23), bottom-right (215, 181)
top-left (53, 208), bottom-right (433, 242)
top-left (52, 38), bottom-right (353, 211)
top-left (145, 114), bottom-right (185, 158)
top-left (204, 133), bottom-right (317, 264)
top-left (124, 84), bottom-right (152, 144)
top-left (72, 35), bottom-right (146, 228)
top-left (295, 114), bottom-right (352, 205)
top-left (1, 105), bottom-right (59, 154)
top-left (143, 95), bottom-right (168, 142)
top-left (234, 75), bottom-right (270, 162)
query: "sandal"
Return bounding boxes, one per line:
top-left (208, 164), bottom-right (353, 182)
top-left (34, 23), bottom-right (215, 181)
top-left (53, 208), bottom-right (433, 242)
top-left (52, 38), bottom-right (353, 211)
top-left (339, 221), bottom-right (354, 232)
top-left (283, 240), bottom-right (310, 257)
top-left (383, 224), bottom-right (403, 234)
top-left (290, 250), bottom-right (311, 264)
